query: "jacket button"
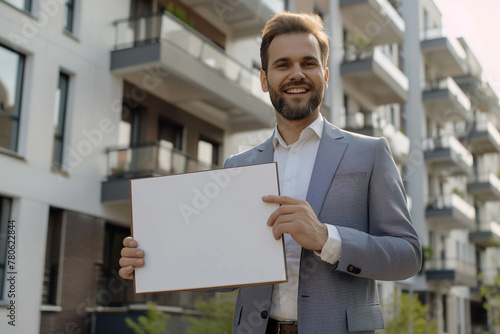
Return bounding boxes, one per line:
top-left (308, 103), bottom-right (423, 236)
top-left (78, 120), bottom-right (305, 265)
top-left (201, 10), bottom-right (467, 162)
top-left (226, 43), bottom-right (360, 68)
top-left (261, 310), bottom-right (268, 319)
top-left (347, 265), bottom-right (361, 274)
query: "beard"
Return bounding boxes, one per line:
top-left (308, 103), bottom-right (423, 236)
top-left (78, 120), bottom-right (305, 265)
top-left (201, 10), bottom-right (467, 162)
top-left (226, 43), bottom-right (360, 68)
top-left (268, 79), bottom-right (324, 121)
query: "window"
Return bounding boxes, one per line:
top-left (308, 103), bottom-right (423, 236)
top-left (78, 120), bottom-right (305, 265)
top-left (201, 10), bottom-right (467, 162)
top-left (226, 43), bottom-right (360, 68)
top-left (198, 138), bottom-right (219, 167)
top-left (65, 0), bottom-right (75, 33)
top-left (0, 196), bottom-right (13, 300)
top-left (102, 223), bottom-right (131, 306)
top-left (157, 118), bottom-right (183, 174)
top-left (0, 44), bottom-right (25, 153)
top-left (42, 208), bottom-right (64, 305)
top-left (3, 0), bottom-right (31, 12)
top-left (52, 73), bottom-right (70, 170)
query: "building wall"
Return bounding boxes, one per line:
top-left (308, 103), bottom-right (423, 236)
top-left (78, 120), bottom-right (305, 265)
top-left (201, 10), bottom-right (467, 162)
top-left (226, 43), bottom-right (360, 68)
top-left (40, 211), bottom-right (106, 334)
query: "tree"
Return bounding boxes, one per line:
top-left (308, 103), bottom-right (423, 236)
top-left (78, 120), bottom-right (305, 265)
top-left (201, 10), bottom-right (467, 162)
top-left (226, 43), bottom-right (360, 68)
top-left (480, 274), bottom-right (500, 331)
top-left (125, 301), bottom-right (170, 334)
top-left (378, 293), bottom-right (438, 334)
top-left (184, 292), bottom-right (237, 334)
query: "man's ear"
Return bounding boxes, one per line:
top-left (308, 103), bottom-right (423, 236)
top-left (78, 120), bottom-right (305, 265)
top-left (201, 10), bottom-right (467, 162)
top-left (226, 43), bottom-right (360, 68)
top-left (260, 69), bottom-right (269, 92)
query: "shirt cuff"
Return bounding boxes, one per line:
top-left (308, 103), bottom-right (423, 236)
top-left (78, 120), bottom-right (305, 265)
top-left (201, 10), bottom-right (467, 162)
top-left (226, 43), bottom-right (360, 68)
top-left (314, 225), bottom-right (342, 264)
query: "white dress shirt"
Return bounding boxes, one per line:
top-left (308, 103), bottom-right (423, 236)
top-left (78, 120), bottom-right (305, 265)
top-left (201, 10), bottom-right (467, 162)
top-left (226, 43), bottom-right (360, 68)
top-left (270, 114), bottom-right (342, 321)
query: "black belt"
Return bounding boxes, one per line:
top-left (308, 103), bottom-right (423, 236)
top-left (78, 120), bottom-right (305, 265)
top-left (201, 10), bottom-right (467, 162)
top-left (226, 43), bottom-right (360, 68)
top-left (266, 318), bottom-right (298, 334)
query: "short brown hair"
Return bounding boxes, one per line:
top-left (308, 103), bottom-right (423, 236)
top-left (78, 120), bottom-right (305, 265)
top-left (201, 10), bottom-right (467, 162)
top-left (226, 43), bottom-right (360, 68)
top-left (260, 12), bottom-right (330, 73)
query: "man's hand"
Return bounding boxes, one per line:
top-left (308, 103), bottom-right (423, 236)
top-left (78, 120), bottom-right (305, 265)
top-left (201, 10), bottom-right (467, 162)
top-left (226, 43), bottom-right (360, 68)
top-left (262, 195), bottom-right (328, 251)
top-left (118, 237), bottom-right (145, 280)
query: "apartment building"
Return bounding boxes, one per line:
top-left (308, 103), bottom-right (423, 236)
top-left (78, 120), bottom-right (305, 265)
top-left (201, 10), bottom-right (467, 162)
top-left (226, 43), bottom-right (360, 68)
top-left (0, 0), bottom-right (279, 333)
top-left (404, 0), bottom-right (500, 333)
top-left (1, 0), bottom-right (499, 333)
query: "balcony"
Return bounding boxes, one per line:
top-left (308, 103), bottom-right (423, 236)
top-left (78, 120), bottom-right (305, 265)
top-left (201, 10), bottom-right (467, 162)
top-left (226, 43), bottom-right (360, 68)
top-left (341, 47), bottom-right (408, 108)
top-left (421, 29), bottom-right (467, 77)
top-left (467, 173), bottom-right (500, 202)
top-left (178, 0), bottom-right (277, 37)
top-left (423, 77), bottom-right (472, 124)
top-left (469, 121), bottom-right (500, 154)
top-left (343, 114), bottom-right (409, 163)
top-left (469, 220), bottom-right (500, 248)
top-left (425, 258), bottom-right (477, 287)
top-left (339, 0), bottom-right (405, 45)
top-left (111, 12), bottom-right (273, 132)
top-left (424, 135), bottom-right (473, 176)
top-left (101, 143), bottom-right (217, 203)
top-left (454, 75), bottom-right (500, 114)
top-left (426, 194), bottom-right (475, 232)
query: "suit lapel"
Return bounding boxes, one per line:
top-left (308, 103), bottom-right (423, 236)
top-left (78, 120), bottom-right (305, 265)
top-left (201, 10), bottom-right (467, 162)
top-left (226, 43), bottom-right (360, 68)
top-left (306, 121), bottom-right (348, 216)
top-left (253, 134), bottom-right (275, 164)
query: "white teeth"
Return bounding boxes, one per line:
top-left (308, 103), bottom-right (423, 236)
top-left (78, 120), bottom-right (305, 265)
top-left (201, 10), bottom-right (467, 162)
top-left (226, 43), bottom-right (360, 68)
top-left (286, 88), bottom-right (307, 94)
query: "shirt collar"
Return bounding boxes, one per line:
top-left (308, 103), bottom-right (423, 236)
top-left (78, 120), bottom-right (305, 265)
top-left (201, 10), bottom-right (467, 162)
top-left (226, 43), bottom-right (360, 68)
top-left (273, 113), bottom-right (324, 149)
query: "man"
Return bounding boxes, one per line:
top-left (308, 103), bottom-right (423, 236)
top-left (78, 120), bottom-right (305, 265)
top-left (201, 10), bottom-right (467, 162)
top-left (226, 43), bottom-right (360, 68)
top-left (119, 12), bottom-right (422, 334)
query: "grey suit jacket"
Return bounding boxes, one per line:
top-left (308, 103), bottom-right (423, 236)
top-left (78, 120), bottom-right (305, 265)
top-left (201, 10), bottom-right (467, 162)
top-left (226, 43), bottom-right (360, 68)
top-left (224, 119), bottom-right (422, 334)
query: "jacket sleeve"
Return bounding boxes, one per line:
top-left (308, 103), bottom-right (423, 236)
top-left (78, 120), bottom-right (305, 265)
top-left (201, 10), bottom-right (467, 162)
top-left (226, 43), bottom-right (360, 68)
top-left (335, 137), bottom-right (422, 281)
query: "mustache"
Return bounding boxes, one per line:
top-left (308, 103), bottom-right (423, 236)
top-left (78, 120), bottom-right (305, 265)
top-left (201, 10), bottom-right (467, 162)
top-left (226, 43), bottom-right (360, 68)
top-left (280, 80), bottom-right (313, 91)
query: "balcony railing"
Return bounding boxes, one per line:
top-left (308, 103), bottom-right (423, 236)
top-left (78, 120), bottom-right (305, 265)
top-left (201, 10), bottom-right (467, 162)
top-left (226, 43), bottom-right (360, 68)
top-left (113, 12), bottom-right (267, 104)
top-left (475, 219), bottom-right (500, 234)
top-left (427, 193), bottom-right (476, 222)
top-left (475, 173), bottom-right (500, 191)
top-left (469, 120), bottom-right (500, 154)
top-left (421, 28), bottom-right (467, 59)
top-left (424, 135), bottom-right (473, 173)
top-left (467, 172), bottom-right (500, 202)
top-left (425, 258), bottom-right (476, 274)
top-left (106, 142), bottom-right (216, 179)
top-left (339, 0), bottom-right (405, 45)
top-left (358, 47), bottom-right (407, 91)
top-left (424, 77), bottom-right (471, 113)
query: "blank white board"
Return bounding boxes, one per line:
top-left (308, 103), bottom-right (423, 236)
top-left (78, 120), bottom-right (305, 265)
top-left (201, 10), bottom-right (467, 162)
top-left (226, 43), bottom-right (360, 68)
top-left (130, 162), bottom-right (286, 293)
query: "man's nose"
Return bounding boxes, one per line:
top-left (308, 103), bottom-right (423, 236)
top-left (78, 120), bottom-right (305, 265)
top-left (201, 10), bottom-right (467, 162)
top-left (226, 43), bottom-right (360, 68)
top-left (289, 64), bottom-right (305, 80)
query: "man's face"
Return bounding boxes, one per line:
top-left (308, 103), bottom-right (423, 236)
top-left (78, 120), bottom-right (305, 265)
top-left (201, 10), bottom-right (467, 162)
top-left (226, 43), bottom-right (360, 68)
top-left (260, 33), bottom-right (329, 121)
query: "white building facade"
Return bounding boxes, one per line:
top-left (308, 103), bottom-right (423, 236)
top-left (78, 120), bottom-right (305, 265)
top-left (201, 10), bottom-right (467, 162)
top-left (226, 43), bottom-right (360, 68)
top-left (1, 0), bottom-right (499, 333)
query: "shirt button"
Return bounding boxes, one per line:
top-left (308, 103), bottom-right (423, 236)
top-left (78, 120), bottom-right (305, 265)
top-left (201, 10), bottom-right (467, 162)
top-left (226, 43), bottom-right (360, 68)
top-left (261, 310), bottom-right (268, 319)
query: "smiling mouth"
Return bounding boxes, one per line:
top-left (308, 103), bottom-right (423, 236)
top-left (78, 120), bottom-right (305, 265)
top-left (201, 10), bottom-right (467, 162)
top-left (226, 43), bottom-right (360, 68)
top-left (285, 88), bottom-right (309, 94)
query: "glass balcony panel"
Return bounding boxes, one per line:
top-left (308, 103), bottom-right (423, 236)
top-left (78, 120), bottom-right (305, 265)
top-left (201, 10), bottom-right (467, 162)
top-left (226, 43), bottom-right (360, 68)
top-left (339, 0), bottom-right (405, 45)
top-left (161, 16), bottom-right (203, 57)
top-left (373, 48), bottom-right (408, 92)
top-left (467, 172), bottom-right (500, 202)
top-left (426, 193), bottom-right (475, 231)
top-left (425, 258), bottom-right (477, 286)
top-left (421, 29), bottom-right (467, 77)
top-left (424, 135), bottom-right (473, 175)
top-left (106, 143), bottom-right (216, 179)
top-left (469, 120), bottom-right (500, 154)
top-left (469, 219), bottom-right (500, 248)
top-left (423, 77), bottom-right (472, 123)
top-left (341, 46), bottom-right (408, 107)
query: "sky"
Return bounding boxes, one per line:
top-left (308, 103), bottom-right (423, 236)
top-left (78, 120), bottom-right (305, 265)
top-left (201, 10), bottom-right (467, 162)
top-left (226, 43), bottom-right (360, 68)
top-left (435, 0), bottom-right (500, 97)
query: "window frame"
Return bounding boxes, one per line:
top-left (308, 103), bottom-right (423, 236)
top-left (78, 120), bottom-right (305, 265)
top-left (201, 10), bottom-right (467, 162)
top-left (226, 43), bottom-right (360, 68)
top-left (1, 0), bottom-right (32, 12)
top-left (0, 44), bottom-right (25, 154)
top-left (64, 0), bottom-right (75, 33)
top-left (41, 208), bottom-right (65, 306)
top-left (52, 72), bottom-right (70, 170)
